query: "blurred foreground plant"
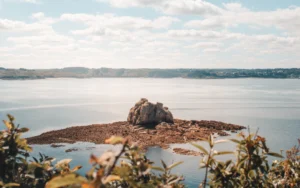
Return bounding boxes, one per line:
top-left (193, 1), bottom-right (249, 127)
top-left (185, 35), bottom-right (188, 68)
top-left (268, 139), bottom-right (300, 187)
top-left (1, 114), bottom-right (299, 188)
top-left (191, 129), bottom-right (300, 188)
top-left (0, 115), bottom-right (82, 188)
top-left (47, 136), bottom-right (184, 188)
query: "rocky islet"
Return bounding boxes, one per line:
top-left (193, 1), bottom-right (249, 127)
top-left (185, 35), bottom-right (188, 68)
top-left (27, 99), bottom-right (246, 155)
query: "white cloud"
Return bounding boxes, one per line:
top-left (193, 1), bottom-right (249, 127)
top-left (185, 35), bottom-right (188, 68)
top-left (202, 48), bottom-right (221, 53)
top-left (31, 12), bottom-right (56, 24)
top-left (0, 18), bottom-right (51, 32)
top-left (184, 18), bottom-right (226, 29)
top-left (185, 42), bottom-right (222, 49)
top-left (1, 2), bottom-right (300, 69)
top-left (169, 29), bottom-right (299, 46)
top-left (222, 3), bottom-right (249, 12)
top-left (98, 0), bottom-right (222, 15)
top-left (98, 0), bottom-right (300, 36)
top-left (168, 30), bottom-right (231, 39)
top-left (31, 12), bottom-right (45, 20)
top-left (99, 0), bottom-right (300, 37)
top-left (61, 13), bottom-right (179, 32)
top-left (0, 19), bottom-right (26, 30)
top-left (185, 3), bottom-right (300, 35)
top-left (7, 34), bottom-right (75, 45)
top-left (96, 0), bottom-right (161, 8)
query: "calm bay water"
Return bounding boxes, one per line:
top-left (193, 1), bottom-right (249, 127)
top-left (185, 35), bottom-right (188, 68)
top-left (0, 78), bottom-right (299, 187)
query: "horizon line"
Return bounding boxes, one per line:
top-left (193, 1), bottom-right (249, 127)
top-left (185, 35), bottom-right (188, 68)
top-left (1, 67), bottom-right (300, 70)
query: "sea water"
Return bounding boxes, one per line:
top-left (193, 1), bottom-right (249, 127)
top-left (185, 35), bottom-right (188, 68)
top-left (0, 78), bottom-right (299, 187)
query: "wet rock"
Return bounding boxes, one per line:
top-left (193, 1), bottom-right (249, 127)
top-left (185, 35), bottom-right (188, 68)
top-left (27, 119), bottom-right (246, 151)
top-left (50, 144), bottom-right (65, 148)
top-left (65, 148), bottom-right (79, 153)
top-left (173, 148), bottom-right (203, 156)
top-left (127, 98), bottom-right (174, 126)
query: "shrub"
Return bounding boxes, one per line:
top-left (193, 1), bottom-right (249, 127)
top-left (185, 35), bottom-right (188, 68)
top-left (191, 131), bottom-right (286, 187)
top-left (0, 115), bottom-right (184, 188)
top-left (268, 139), bottom-right (300, 187)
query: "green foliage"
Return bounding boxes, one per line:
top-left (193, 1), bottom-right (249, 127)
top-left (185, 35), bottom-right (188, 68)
top-left (0, 116), bottom-right (184, 188)
top-left (191, 131), bottom-right (298, 188)
top-left (0, 115), bottom-right (299, 188)
top-left (0, 115), bottom-right (82, 188)
top-left (0, 114), bottom-right (32, 186)
top-left (268, 139), bottom-right (300, 187)
top-left (59, 136), bottom-right (186, 188)
top-left (191, 135), bottom-right (235, 187)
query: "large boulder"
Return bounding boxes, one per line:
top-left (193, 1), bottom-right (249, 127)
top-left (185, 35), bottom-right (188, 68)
top-left (127, 98), bottom-right (174, 125)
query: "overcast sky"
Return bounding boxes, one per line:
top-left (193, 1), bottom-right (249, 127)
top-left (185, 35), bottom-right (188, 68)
top-left (0, 0), bottom-right (300, 69)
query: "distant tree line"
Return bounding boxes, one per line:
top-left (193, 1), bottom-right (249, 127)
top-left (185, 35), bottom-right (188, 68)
top-left (0, 67), bottom-right (300, 80)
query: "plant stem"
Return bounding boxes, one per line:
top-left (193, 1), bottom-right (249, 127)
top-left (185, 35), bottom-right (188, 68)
top-left (203, 149), bottom-right (212, 188)
top-left (105, 140), bottom-right (128, 176)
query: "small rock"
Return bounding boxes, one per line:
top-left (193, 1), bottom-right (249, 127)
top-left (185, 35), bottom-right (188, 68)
top-left (65, 148), bottom-right (79, 153)
top-left (50, 144), bottom-right (65, 148)
top-left (173, 148), bottom-right (203, 156)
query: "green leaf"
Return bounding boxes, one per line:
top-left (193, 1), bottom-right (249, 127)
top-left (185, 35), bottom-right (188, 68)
top-left (213, 151), bottom-right (234, 156)
top-left (266, 152), bottom-right (283, 158)
top-left (229, 139), bottom-right (241, 144)
top-left (105, 136), bottom-right (124, 145)
top-left (7, 114), bottom-right (15, 121)
top-left (248, 170), bottom-right (256, 179)
top-left (71, 165), bottom-right (82, 172)
top-left (17, 127), bottom-right (29, 133)
top-left (208, 134), bottom-right (214, 148)
top-left (32, 157), bottom-right (38, 163)
top-left (161, 160), bottom-right (167, 169)
top-left (225, 160), bottom-right (232, 168)
top-left (191, 143), bottom-right (209, 155)
top-left (199, 165), bottom-right (206, 169)
top-left (24, 145), bottom-right (33, 152)
top-left (102, 175), bottom-right (121, 184)
top-left (214, 139), bottom-right (229, 144)
top-left (151, 166), bottom-right (165, 172)
top-left (4, 183), bottom-right (20, 187)
top-left (45, 174), bottom-right (87, 188)
top-left (237, 157), bottom-right (248, 168)
top-left (167, 161), bottom-right (183, 170)
top-left (3, 120), bottom-right (12, 130)
top-left (167, 176), bottom-right (183, 185)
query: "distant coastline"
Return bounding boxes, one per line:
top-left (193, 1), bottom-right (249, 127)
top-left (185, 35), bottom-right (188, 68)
top-left (1, 67), bottom-right (300, 80)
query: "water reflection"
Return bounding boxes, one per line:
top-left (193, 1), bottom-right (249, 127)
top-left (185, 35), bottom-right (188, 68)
top-left (32, 142), bottom-right (204, 187)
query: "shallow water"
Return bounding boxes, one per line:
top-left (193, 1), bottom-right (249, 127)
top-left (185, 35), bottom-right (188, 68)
top-left (0, 78), bottom-right (299, 187)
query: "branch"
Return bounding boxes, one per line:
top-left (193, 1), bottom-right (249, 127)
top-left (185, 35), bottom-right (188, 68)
top-left (105, 140), bottom-right (128, 176)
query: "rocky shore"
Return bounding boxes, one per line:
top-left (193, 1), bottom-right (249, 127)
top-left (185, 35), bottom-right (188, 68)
top-left (27, 99), bottom-right (246, 155)
top-left (27, 119), bottom-right (245, 155)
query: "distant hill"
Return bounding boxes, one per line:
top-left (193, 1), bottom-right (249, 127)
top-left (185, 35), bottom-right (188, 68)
top-left (0, 67), bottom-right (299, 80)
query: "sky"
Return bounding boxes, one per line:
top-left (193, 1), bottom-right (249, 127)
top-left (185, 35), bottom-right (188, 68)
top-left (0, 0), bottom-right (300, 69)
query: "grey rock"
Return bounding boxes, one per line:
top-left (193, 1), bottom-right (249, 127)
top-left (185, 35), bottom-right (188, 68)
top-left (127, 98), bottom-right (174, 126)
